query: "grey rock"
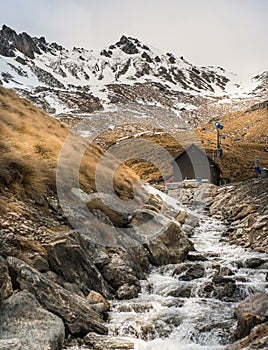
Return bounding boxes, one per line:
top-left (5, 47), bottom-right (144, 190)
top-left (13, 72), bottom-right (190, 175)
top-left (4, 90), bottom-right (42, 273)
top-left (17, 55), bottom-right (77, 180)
top-left (179, 264), bottom-right (205, 281)
top-left (0, 291), bottom-right (64, 350)
top-left (6, 256), bottom-right (108, 336)
top-left (83, 332), bottom-right (134, 349)
top-left (30, 253), bottom-right (49, 272)
top-left (44, 231), bottom-right (112, 298)
top-left (234, 292), bottom-right (268, 340)
top-left (187, 252), bottom-right (208, 262)
top-left (99, 247), bottom-right (143, 299)
top-left (0, 339), bottom-right (21, 350)
top-left (0, 256), bottom-right (13, 302)
top-left (166, 284), bottom-right (192, 298)
top-left (116, 283), bottom-right (140, 300)
top-left (225, 321), bottom-right (268, 349)
top-left (130, 209), bottom-right (193, 265)
top-left (245, 258), bottom-right (265, 268)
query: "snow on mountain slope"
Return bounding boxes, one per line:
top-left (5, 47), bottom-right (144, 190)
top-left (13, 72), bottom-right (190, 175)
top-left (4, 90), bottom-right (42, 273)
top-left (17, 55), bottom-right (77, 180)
top-left (0, 25), bottom-right (265, 127)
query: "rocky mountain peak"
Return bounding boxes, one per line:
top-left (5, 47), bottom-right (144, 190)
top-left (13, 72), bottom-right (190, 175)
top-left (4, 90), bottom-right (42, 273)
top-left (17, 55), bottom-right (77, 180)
top-left (0, 24), bottom-right (43, 59)
top-left (115, 35), bottom-right (148, 55)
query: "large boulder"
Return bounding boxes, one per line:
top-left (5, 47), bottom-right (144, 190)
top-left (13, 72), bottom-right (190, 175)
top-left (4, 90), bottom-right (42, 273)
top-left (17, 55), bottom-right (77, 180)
top-left (234, 292), bottom-right (268, 340)
top-left (6, 256), bottom-right (108, 336)
top-left (130, 209), bottom-right (193, 265)
top-left (0, 291), bottom-right (64, 350)
top-left (225, 321), bottom-right (268, 349)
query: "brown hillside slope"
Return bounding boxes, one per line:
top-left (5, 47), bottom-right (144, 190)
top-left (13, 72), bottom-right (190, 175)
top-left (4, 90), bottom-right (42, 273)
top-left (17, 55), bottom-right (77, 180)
top-left (0, 86), bottom-right (138, 205)
top-left (197, 102), bottom-right (268, 182)
top-left (94, 102), bottom-right (268, 184)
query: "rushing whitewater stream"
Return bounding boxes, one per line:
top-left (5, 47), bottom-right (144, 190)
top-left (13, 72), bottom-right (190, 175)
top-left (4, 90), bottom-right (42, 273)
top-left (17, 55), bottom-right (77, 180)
top-left (108, 210), bottom-right (268, 349)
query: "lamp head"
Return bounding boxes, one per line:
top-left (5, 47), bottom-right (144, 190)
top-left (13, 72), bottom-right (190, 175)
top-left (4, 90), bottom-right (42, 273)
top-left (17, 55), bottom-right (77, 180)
top-left (214, 122), bottom-right (224, 130)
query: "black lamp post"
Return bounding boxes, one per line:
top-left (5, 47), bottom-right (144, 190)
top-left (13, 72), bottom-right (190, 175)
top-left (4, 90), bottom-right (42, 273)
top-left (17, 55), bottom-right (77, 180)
top-left (214, 122), bottom-right (224, 157)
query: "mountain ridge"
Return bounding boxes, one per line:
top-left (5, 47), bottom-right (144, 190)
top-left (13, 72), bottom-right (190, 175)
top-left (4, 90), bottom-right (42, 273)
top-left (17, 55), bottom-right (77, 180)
top-left (0, 25), bottom-right (266, 126)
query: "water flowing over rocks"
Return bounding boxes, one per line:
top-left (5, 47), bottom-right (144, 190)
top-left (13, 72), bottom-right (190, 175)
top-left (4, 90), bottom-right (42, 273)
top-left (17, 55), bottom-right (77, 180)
top-left (1, 179), bottom-right (268, 349)
top-left (104, 180), bottom-right (268, 350)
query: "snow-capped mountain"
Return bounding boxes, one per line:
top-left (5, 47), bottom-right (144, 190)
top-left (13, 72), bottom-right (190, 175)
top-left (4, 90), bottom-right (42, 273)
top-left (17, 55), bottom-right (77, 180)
top-left (0, 25), bottom-right (265, 128)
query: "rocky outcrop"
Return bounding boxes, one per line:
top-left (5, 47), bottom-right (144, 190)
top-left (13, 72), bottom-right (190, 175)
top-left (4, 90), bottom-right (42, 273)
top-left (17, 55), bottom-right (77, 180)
top-left (224, 321), bottom-right (268, 349)
top-left (44, 231), bottom-right (113, 298)
top-left (0, 25), bottom-right (41, 58)
top-left (234, 292), bottom-right (268, 340)
top-left (116, 35), bottom-right (139, 55)
top-left (6, 256), bottom-right (108, 336)
top-left (99, 246), bottom-right (147, 300)
top-left (0, 290), bottom-right (65, 350)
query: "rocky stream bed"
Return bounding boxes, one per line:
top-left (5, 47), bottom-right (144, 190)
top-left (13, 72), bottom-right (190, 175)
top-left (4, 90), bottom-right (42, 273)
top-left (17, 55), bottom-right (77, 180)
top-left (0, 179), bottom-right (268, 349)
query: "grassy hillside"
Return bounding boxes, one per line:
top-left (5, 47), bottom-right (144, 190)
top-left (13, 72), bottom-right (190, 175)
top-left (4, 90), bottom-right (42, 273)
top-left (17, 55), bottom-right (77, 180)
top-left (0, 87), bottom-right (139, 206)
top-left (95, 102), bottom-right (268, 184)
top-left (197, 101), bottom-right (268, 181)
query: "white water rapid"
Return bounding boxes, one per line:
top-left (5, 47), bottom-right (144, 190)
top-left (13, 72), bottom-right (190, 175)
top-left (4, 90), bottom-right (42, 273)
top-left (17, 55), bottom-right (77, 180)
top-left (108, 210), bottom-right (268, 350)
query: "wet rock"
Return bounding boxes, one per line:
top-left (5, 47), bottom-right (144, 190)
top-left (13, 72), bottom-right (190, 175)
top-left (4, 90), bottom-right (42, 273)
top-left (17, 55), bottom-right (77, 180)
top-left (197, 282), bottom-right (215, 298)
top-left (87, 291), bottom-right (110, 312)
top-left (184, 212), bottom-right (200, 228)
top-left (225, 321), bottom-right (268, 349)
top-left (179, 264), bottom-right (205, 281)
top-left (212, 275), bottom-right (236, 285)
top-left (116, 283), bottom-right (141, 300)
top-left (181, 224), bottom-right (195, 237)
top-left (7, 256), bottom-right (108, 336)
top-left (99, 247), bottom-right (147, 299)
top-left (83, 332), bottom-right (135, 349)
top-left (210, 275), bottom-right (236, 300)
top-left (172, 263), bottom-right (192, 276)
top-left (0, 339), bottom-right (22, 349)
top-left (0, 290), bottom-right (65, 350)
top-left (0, 256), bottom-right (13, 302)
top-left (187, 252), bottom-right (208, 262)
top-left (245, 258), bottom-right (265, 268)
top-left (217, 266), bottom-right (235, 276)
top-left (234, 292), bottom-right (268, 340)
top-left (166, 284), bottom-right (192, 298)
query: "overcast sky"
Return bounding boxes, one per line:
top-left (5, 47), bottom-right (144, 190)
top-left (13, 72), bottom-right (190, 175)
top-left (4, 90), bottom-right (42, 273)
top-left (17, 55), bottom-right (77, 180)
top-left (1, 0), bottom-right (267, 79)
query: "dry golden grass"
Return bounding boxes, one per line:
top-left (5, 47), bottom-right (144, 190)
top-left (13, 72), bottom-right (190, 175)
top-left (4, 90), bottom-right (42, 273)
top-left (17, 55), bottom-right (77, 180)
top-left (197, 106), bottom-right (268, 181)
top-left (0, 87), bottom-right (139, 202)
top-left (94, 105), bottom-right (268, 183)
